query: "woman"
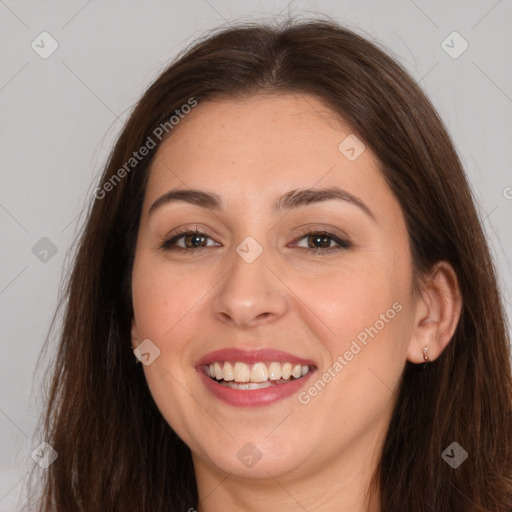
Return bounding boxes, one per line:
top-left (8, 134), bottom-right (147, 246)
top-left (28, 18), bottom-right (512, 512)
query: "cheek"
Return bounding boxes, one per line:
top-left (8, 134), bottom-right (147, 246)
top-left (293, 259), bottom-right (409, 346)
top-left (131, 258), bottom-right (207, 444)
top-left (291, 255), bottom-right (414, 403)
top-left (131, 255), bottom-right (196, 345)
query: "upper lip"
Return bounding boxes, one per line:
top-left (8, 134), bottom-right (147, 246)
top-left (195, 348), bottom-right (317, 368)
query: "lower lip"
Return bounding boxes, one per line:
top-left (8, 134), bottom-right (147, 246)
top-left (197, 368), bottom-right (316, 407)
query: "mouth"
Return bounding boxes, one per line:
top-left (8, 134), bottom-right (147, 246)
top-left (202, 361), bottom-right (314, 390)
top-left (195, 348), bottom-right (317, 407)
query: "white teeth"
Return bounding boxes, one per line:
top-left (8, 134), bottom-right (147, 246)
top-left (207, 360), bottom-right (313, 384)
top-left (250, 362), bottom-right (268, 383)
top-left (222, 361), bottom-right (234, 381)
top-left (268, 361), bottom-right (282, 381)
top-left (214, 362), bottom-right (223, 380)
top-left (233, 362), bottom-right (251, 383)
top-left (281, 362), bottom-right (292, 379)
top-left (291, 364), bottom-right (302, 378)
top-left (222, 381), bottom-right (273, 390)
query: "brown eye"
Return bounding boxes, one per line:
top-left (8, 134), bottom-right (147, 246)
top-left (293, 231), bottom-right (351, 253)
top-left (182, 233), bottom-right (208, 248)
top-left (307, 233), bottom-right (333, 249)
top-left (160, 231), bottom-right (218, 251)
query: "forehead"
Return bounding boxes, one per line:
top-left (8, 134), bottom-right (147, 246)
top-left (143, 93), bottom-right (397, 221)
top-left (152, 93), bottom-right (354, 172)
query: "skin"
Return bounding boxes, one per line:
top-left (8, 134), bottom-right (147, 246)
top-left (130, 93), bottom-right (462, 512)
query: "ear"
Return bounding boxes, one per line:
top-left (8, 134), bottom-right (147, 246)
top-left (406, 261), bottom-right (462, 363)
top-left (131, 318), bottom-right (139, 349)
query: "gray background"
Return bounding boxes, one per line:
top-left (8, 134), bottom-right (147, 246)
top-left (1, 1), bottom-right (511, 509)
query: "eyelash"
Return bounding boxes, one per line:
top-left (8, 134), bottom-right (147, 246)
top-left (159, 227), bottom-right (352, 255)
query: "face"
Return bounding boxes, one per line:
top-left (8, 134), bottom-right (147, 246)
top-left (131, 93), bottom-right (420, 483)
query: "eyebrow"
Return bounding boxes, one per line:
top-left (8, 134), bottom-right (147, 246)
top-left (148, 187), bottom-right (376, 221)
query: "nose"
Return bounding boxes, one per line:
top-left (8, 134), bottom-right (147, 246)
top-left (211, 245), bottom-right (288, 328)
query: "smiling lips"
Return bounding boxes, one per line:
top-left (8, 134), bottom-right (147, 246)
top-left (196, 348), bottom-right (317, 406)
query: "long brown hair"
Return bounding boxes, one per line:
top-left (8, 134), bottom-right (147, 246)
top-left (27, 18), bottom-right (512, 512)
